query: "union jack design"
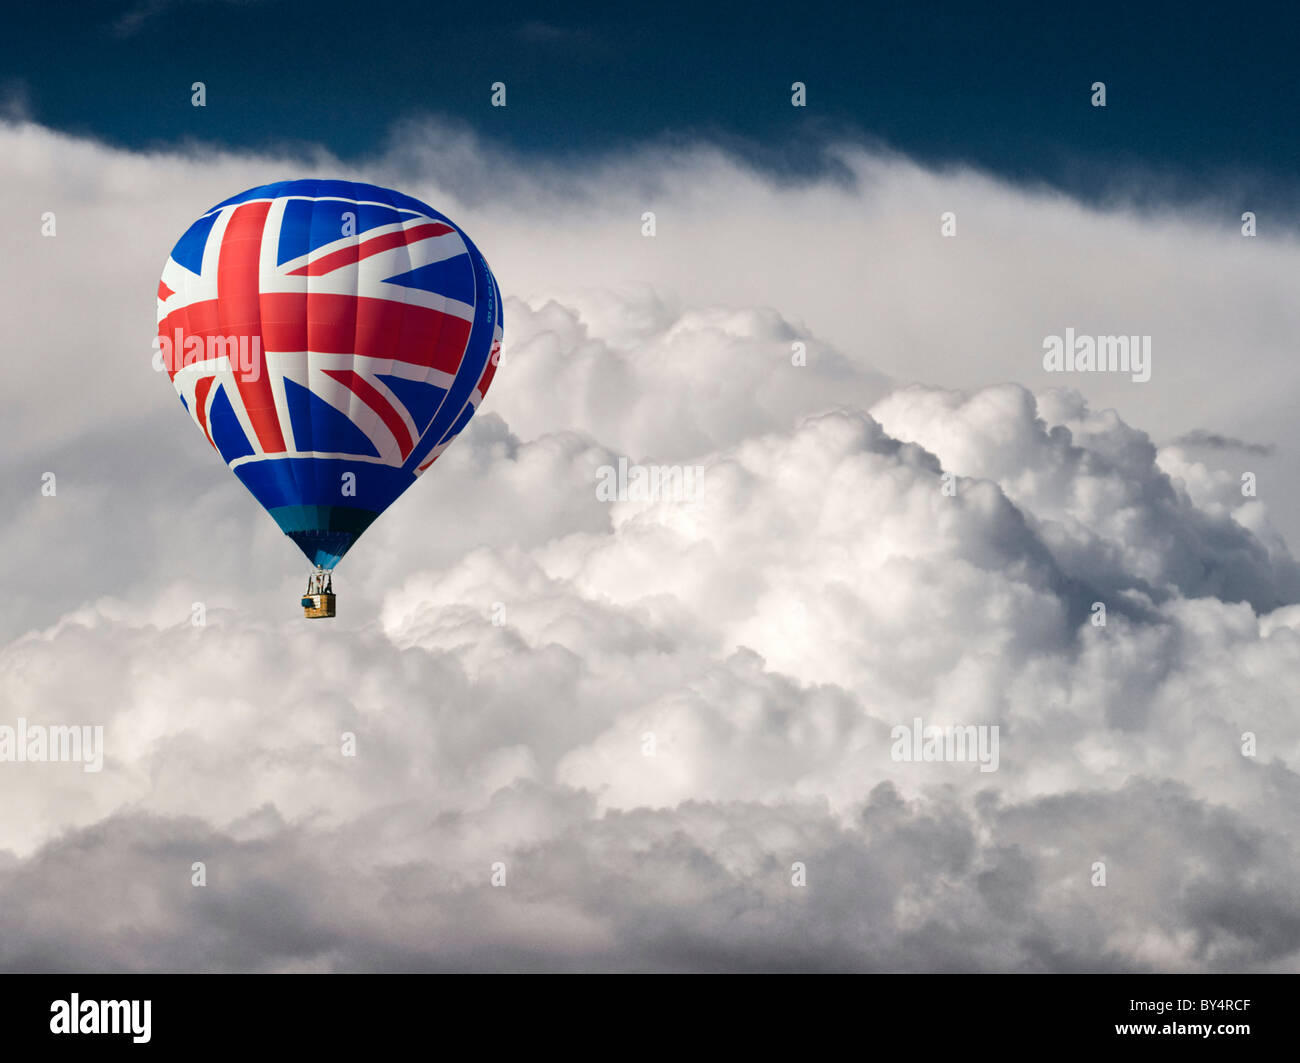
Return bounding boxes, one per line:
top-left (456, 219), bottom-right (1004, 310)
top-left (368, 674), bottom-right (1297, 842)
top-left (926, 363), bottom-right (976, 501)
top-left (156, 180), bottom-right (503, 569)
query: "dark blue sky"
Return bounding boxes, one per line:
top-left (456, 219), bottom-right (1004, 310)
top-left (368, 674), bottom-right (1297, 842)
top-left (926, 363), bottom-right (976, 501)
top-left (7, 0), bottom-right (1299, 205)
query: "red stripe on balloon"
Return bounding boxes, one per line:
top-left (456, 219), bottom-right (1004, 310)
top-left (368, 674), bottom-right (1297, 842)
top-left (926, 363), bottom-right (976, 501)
top-left (285, 222), bottom-right (454, 276)
top-left (476, 340), bottom-right (500, 397)
top-left (259, 293), bottom-right (471, 372)
top-left (157, 299), bottom-right (222, 379)
top-left (217, 202), bottom-right (285, 453)
top-left (161, 295), bottom-right (472, 376)
top-left (322, 369), bottom-right (414, 459)
top-left (193, 375), bottom-right (216, 450)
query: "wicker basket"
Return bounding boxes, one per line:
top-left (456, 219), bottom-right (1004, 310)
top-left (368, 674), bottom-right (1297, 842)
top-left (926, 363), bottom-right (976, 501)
top-left (301, 593), bottom-right (337, 619)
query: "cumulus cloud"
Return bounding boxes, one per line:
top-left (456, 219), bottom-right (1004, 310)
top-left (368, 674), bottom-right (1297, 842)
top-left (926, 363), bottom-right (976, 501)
top-left (2, 118), bottom-right (1299, 971)
top-left (1169, 429), bottom-right (1274, 456)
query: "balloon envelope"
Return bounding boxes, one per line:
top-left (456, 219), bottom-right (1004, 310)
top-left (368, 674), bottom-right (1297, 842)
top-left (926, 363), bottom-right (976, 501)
top-left (156, 180), bottom-right (502, 569)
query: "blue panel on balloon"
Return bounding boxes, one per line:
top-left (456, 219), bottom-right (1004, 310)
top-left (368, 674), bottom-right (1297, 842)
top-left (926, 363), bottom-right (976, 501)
top-left (404, 231), bottom-right (494, 472)
top-left (276, 198), bottom-right (423, 266)
top-left (383, 253), bottom-right (475, 304)
top-left (171, 211), bottom-right (219, 274)
top-left (283, 378), bottom-right (381, 458)
top-left (376, 374), bottom-right (448, 434)
top-left (265, 504), bottom-right (383, 569)
top-left (209, 384), bottom-right (256, 462)
top-left (438, 400), bottom-right (476, 446)
top-left (235, 459), bottom-right (414, 514)
top-left (288, 530), bottom-right (355, 569)
top-left (209, 180), bottom-right (452, 223)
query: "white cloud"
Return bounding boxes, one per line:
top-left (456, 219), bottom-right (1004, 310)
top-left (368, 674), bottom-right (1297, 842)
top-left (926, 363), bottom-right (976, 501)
top-left (2, 118), bottom-right (1299, 971)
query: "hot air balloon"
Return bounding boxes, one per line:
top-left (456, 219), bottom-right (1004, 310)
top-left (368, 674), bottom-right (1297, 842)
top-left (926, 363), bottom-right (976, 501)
top-left (155, 180), bottom-right (502, 617)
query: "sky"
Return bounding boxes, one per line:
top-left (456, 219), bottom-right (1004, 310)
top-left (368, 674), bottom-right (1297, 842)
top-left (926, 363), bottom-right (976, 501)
top-left (1, 1), bottom-right (1299, 972)
top-left (10, 1), bottom-right (1300, 199)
